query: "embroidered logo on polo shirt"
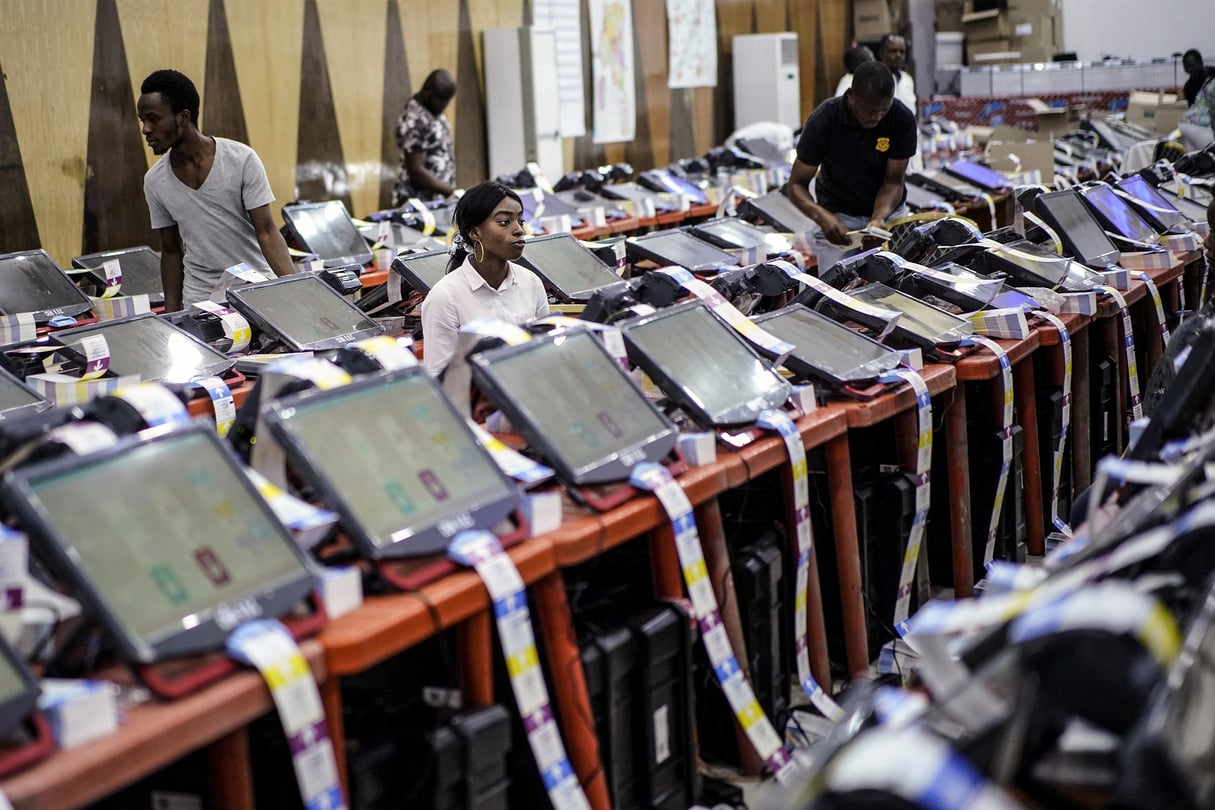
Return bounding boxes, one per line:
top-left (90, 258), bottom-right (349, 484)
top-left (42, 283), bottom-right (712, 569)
top-left (876, 137), bottom-right (890, 152)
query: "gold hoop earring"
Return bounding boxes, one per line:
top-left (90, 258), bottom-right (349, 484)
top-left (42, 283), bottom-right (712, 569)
top-left (473, 239), bottom-right (485, 263)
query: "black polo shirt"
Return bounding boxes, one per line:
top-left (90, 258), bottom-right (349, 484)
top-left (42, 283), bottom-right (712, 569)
top-left (795, 95), bottom-right (918, 217)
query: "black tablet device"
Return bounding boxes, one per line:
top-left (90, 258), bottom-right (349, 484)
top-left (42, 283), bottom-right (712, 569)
top-left (740, 191), bottom-right (816, 233)
top-left (515, 233), bottom-right (626, 302)
top-left (53, 313), bottom-right (235, 384)
top-left (621, 301), bottom-right (791, 426)
top-left (627, 230), bottom-right (739, 274)
top-left (0, 634), bottom-right (39, 738)
top-left (264, 367), bottom-right (521, 558)
top-left (847, 282), bottom-right (974, 347)
top-left (943, 160), bottom-right (1008, 192)
top-left (637, 169), bottom-right (709, 205)
top-left (1079, 184), bottom-right (1162, 246)
top-left (391, 249), bottom-right (452, 294)
top-left (1156, 188), bottom-right (1211, 223)
top-left (0, 366), bottom-right (50, 421)
top-left (898, 261), bottom-right (1005, 312)
top-left (905, 183), bottom-right (951, 211)
top-left (469, 328), bottom-right (678, 486)
top-left (970, 239), bottom-right (1072, 288)
top-left (358, 221), bottom-right (446, 253)
top-left (282, 201), bottom-right (374, 268)
top-left (1116, 174), bottom-right (1188, 234)
top-left (1, 423), bottom-right (317, 663)
top-left (71, 246), bottom-right (165, 305)
top-left (225, 273), bottom-right (384, 351)
top-left (0, 250), bottom-right (95, 324)
top-left (689, 219), bottom-right (771, 252)
top-left (1033, 188), bottom-right (1122, 268)
top-left (751, 304), bottom-right (902, 387)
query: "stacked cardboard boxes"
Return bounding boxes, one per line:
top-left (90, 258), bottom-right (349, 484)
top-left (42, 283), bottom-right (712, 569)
top-left (961, 0), bottom-right (1062, 65)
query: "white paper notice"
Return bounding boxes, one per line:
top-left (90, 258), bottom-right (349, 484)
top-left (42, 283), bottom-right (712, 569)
top-left (589, 0), bottom-right (637, 143)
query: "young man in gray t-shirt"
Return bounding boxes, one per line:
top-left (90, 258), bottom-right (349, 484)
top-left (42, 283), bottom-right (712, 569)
top-left (137, 69), bottom-right (294, 311)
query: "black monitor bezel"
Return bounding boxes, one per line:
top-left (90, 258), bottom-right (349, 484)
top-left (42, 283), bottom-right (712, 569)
top-left (263, 366), bottom-right (522, 559)
top-left (390, 248), bottom-right (452, 294)
top-left (514, 233), bottom-right (626, 302)
top-left (689, 219), bottom-right (771, 251)
top-left (740, 191), bottom-right (816, 233)
top-left (225, 272), bottom-right (385, 351)
top-left (282, 201), bottom-right (374, 268)
top-left (628, 229), bottom-right (739, 274)
top-left (1115, 175), bottom-right (1187, 234)
top-left (52, 312), bottom-right (236, 383)
top-left (1033, 188), bottom-right (1122, 269)
top-left (0, 249), bottom-right (95, 324)
top-left (469, 328), bottom-right (679, 486)
top-left (0, 422), bottom-right (318, 663)
top-left (0, 365), bottom-right (50, 421)
top-left (70, 246), bottom-right (166, 306)
top-left (0, 634), bottom-right (39, 739)
top-left (1078, 183), bottom-right (1163, 246)
top-left (846, 282), bottom-right (974, 348)
top-left (751, 303), bottom-right (902, 387)
top-left (621, 300), bottom-right (791, 427)
top-left (943, 160), bottom-right (1008, 192)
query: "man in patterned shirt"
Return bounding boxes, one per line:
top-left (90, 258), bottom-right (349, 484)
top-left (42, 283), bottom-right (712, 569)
top-left (393, 69), bottom-right (457, 205)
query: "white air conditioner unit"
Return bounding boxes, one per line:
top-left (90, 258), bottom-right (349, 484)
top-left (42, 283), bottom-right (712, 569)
top-left (732, 32), bottom-right (802, 130)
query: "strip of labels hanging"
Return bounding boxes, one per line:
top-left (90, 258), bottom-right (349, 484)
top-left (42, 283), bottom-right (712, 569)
top-left (754, 409), bottom-right (843, 722)
top-left (226, 620), bottom-right (346, 810)
top-left (629, 462), bottom-right (798, 781)
top-left (1199, 251), bottom-right (1211, 310)
top-left (877, 369), bottom-right (933, 625)
top-left (966, 337), bottom-right (1014, 566)
top-left (655, 266), bottom-right (795, 358)
top-left (1137, 272), bottom-right (1171, 346)
top-left (1034, 312), bottom-right (1073, 533)
top-left (766, 259), bottom-right (902, 339)
top-left (1101, 286), bottom-right (1143, 422)
top-left (446, 532), bottom-right (591, 810)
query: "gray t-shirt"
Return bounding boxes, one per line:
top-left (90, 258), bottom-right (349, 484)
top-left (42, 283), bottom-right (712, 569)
top-left (144, 137), bottom-right (276, 305)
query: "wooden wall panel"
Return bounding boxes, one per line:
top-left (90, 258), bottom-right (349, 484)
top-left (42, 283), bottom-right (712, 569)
top-left (818, 0), bottom-right (849, 104)
top-left (400, 1), bottom-right (460, 133)
top-left (632, 0), bottom-right (668, 169)
top-left (714, 0), bottom-right (754, 145)
top-left (691, 86), bottom-right (716, 156)
top-left (226, 0), bottom-right (305, 217)
top-left (0, 66), bottom-right (40, 253)
top-left (791, 0), bottom-right (819, 121)
top-left (380, 0), bottom-right (411, 210)
top-left (117, 0), bottom-right (208, 170)
top-left (296, 0), bottom-right (351, 210)
top-left (316, 0), bottom-right (387, 218)
top-left (4, 0), bottom-right (97, 264)
top-left (202, 0), bottom-right (250, 145)
top-left (755, 0), bottom-right (788, 32)
top-left (83, 0), bottom-right (153, 254)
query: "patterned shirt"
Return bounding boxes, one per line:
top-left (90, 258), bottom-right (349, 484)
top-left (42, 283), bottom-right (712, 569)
top-left (393, 96), bottom-right (454, 205)
top-left (1183, 74), bottom-right (1215, 133)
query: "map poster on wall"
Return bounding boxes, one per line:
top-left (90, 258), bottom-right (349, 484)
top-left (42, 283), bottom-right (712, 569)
top-left (533, 0), bottom-right (587, 137)
top-left (666, 0), bottom-right (718, 89)
top-left (589, 0), bottom-right (637, 144)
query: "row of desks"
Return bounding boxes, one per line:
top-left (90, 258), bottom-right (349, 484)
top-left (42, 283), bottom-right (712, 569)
top-left (7, 251), bottom-right (1200, 810)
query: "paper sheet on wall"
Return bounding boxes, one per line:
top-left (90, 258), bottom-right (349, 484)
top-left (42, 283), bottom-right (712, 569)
top-left (533, 0), bottom-right (588, 137)
top-left (589, 0), bottom-right (637, 143)
top-left (666, 0), bottom-right (717, 89)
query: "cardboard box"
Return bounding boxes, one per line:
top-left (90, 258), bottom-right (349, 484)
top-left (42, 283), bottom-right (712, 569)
top-left (855, 0), bottom-right (894, 41)
top-left (963, 8), bottom-right (1010, 41)
top-left (1127, 90), bottom-right (1188, 134)
top-left (935, 0), bottom-right (966, 31)
top-left (987, 139), bottom-right (1055, 178)
top-left (969, 37), bottom-right (1013, 57)
top-left (1025, 97), bottom-right (1071, 137)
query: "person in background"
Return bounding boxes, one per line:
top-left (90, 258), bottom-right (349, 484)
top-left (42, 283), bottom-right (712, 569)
top-left (1180, 62), bottom-right (1215, 152)
top-left (878, 34), bottom-right (917, 118)
top-left (786, 61), bottom-right (916, 273)
top-left (1183, 49), bottom-right (1215, 108)
top-left (420, 182), bottom-right (549, 376)
top-left (393, 69), bottom-right (457, 205)
top-left (835, 45), bottom-right (875, 97)
top-left (137, 69), bottom-right (294, 312)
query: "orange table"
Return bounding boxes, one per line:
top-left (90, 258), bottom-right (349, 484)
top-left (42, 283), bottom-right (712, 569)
top-left (955, 332), bottom-right (1044, 555)
top-left (1, 642), bottom-right (326, 810)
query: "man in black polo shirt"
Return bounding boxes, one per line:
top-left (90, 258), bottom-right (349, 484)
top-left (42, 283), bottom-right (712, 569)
top-left (787, 61), bottom-right (917, 272)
